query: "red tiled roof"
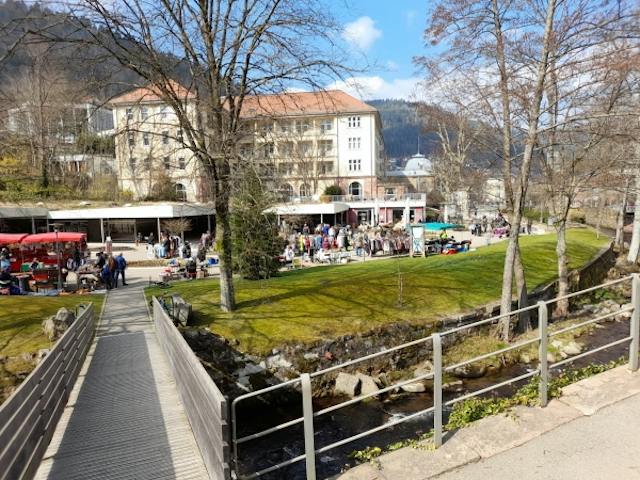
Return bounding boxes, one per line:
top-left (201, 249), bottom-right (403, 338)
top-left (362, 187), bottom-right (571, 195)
top-left (238, 90), bottom-right (377, 118)
top-left (110, 80), bottom-right (196, 105)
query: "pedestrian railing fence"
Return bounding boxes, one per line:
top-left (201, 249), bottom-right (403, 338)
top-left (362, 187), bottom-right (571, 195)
top-left (231, 274), bottom-right (639, 479)
top-left (0, 303), bottom-right (96, 480)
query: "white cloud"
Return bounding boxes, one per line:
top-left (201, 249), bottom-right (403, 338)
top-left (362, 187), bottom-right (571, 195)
top-left (328, 76), bottom-right (421, 100)
top-left (342, 16), bottom-right (382, 51)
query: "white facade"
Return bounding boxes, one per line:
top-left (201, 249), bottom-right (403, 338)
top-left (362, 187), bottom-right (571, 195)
top-left (110, 89), bottom-right (200, 202)
top-left (239, 90), bottom-right (385, 200)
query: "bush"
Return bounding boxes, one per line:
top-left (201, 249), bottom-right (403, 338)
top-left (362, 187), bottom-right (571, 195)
top-left (323, 184), bottom-right (343, 196)
top-left (569, 211), bottom-right (586, 224)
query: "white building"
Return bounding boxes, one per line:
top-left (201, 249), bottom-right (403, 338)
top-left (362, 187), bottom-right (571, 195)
top-left (6, 99), bottom-right (113, 142)
top-left (109, 81), bottom-right (200, 202)
top-left (237, 90), bottom-right (386, 200)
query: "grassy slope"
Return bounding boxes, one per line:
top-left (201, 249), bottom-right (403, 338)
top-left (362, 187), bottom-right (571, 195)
top-left (146, 229), bottom-right (608, 355)
top-left (0, 295), bottom-right (105, 357)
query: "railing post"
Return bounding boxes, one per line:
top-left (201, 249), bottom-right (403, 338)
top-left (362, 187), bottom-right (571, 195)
top-left (538, 301), bottom-right (549, 407)
top-left (433, 333), bottom-right (443, 448)
top-left (301, 373), bottom-right (316, 480)
top-left (629, 274), bottom-right (640, 372)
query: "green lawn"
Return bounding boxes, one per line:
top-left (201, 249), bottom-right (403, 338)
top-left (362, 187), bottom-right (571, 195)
top-left (0, 295), bottom-right (105, 358)
top-left (146, 229), bottom-right (608, 356)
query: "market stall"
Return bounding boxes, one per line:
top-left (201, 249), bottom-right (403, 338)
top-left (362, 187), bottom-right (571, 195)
top-left (0, 233), bottom-right (28, 273)
top-left (20, 233), bottom-right (88, 291)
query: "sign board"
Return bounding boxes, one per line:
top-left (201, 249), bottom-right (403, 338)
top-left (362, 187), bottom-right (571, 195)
top-left (410, 225), bottom-right (425, 257)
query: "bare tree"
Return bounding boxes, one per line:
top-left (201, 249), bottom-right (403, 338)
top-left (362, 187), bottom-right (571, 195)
top-left (43, 0), bottom-right (350, 311)
top-left (0, 44), bottom-right (80, 190)
top-left (420, 0), bottom-right (637, 338)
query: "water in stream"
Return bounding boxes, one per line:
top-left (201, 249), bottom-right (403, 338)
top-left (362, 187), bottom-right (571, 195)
top-left (234, 315), bottom-right (632, 480)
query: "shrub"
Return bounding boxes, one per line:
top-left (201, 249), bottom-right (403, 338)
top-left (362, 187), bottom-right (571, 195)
top-left (323, 184), bottom-right (343, 196)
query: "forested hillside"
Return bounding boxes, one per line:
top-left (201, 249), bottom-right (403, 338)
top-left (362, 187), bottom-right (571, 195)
top-left (368, 99), bottom-right (440, 161)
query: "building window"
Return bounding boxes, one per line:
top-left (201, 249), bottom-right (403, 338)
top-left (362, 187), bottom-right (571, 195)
top-left (279, 141), bottom-right (294, 157)
top-left (129, 157), bottom-right (137, 172)
top-left (320, 119), bottom-right (333, 133)
top-left (260, 121), bottom-right (274, 134)
top-left (348, 182), bottom-right (362, 197)
top-left (177, 129), bottom-right (184, 143)
top-left (263, 143), bottom-right (275, 158)
top-left (175, 183), bottom-right (187, 201)
top-left (160, 105), bottom-right (170, 119)
top-left (278, 162), bottom-right (294, 175)
top-left (140, 106), bottom-right (148, 121)
top-left (385, 187), bottom-right (396, 200)
top-left (279, 121), bottom-right (291, 133)
top-left (280, 183), bottom-right (294, 200)
top-left (163, 156), bottom-right (171, 169)
top-left (143, 132), bottom-right (150, 146)
top-left (178, 157), bottom-right (186, 169)
top-left (348, 159), bottom-right (362, 172)
top-left (127, 131), bottom-right (135, 146)
top-left (125, 108), bottom-right (133, 121)
top-left (297, 141), bottom-right (312, 156)
top-left (348, 137), bottom-right (361, 150)
top-left (348, 116), bottom-right (361, 128)
top-left (318, 162), bottom-right (333, 175)
top-left (162, 131), bottom-right (169, 145)
top-left (299, 183), bottom-right (311, 197)
top-left (239, 144), bottom-right (253, 158)
top-left (144, 157), bottom-right (152, 170)
top-left (294, 120), bottom-right (310, 133)
top-left (318, 140), bottom-right (333, 156)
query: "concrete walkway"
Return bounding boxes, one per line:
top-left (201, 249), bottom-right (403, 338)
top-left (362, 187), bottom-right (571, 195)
top-left (35, 279), bottom-right (209, 479)
top-left (337, 366), bottom-right (640, 480)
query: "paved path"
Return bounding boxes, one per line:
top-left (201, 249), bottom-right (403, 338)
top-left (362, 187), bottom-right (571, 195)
top-left (35, 279), bottom-right (209, 480)
top-left (437, 393), bottom-right (640, 479)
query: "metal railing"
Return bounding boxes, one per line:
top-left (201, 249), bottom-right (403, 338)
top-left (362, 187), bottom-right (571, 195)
top-left (231, 274), bottom-right (639, 479)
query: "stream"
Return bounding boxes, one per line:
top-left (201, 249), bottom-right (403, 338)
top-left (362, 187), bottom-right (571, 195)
top-left (233, 315), bottom-right (632, 480)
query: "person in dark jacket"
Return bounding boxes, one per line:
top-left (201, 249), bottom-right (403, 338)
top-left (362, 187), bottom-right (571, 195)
top-left (101, 262), bottom-right (112, 290)
top-left (114, 252), bottom-right (128, 287)
top-left (96, 252), bottom-right (106, 269)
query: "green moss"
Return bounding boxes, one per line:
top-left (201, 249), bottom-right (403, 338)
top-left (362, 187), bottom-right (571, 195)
top-left (146, 229), bottom-right (608, 356)
top-left (0, 295), bottom-right (104, 357)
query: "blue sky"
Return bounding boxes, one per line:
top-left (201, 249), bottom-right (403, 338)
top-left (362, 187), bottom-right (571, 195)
top-left (329, 0), bottom-right (432, 100)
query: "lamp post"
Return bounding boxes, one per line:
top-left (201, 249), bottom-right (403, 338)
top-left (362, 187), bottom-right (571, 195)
top-left (52, 223), bottom-right (63, 291)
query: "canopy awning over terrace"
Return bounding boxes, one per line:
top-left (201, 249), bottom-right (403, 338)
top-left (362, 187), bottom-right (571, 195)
top-left (266, 202), bottom-right (350, 216)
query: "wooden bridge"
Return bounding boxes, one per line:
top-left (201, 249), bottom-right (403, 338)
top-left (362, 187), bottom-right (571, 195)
top-left (0, 282), bottom-right (229, 480)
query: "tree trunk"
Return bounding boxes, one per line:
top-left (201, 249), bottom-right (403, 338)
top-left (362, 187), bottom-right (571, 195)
top-left (555, 220), bottom-right (569, 316)
top-left (499, 0), bottom-right (557, 340)
top-left (215, 181), bottom-right (236, 312)
top-left (627, 154), bottom-right (640, 264)
top-left (615, 180), bottom-right (629, 252)
top-left (500, 224), bottom-right (519, 340)
top-left (514, 243), bottom-right (530, 332)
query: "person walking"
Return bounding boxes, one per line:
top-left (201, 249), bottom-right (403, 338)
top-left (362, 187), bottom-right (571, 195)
top-left (101, 261), bottom-right (112, 290)
top-left (107, 255), bottom-right (117, 288)
top-left (114, 252), bottom-right (128, 287)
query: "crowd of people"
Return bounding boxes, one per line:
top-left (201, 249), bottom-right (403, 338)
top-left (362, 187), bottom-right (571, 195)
top-left (282, 223), bottom-right (412, 265)
top-left (467, 212), bottom-right (525, 238)
top-left (143, 230), bottom-right (213, 261)
top-left (88, 252), bottom-right (128, 290)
